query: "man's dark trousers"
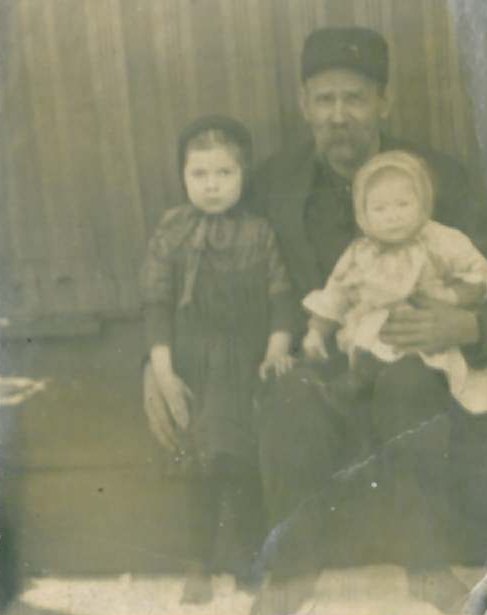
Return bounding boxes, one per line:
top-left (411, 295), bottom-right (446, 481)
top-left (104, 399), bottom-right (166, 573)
top-left (255, 354), bottom-right (453, 579)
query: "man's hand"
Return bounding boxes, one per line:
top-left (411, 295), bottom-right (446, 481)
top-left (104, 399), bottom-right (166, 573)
top-left (380, 299), bottom-right (480, 355)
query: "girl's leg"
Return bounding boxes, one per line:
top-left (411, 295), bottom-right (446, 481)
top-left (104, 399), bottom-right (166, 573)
top-left (181, 474), bottom-right (219, 604)
top-left (211, 454), bottom-right (266, 588)
top-left (182, 455), bottom-right (265, 601)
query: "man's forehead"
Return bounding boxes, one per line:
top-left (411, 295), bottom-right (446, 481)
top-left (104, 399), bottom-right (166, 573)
top-left (304, 68), bottom-right (378, 93)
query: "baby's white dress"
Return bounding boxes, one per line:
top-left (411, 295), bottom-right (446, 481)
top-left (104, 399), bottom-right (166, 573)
top-left (303, 220), bottom-right (487, 413)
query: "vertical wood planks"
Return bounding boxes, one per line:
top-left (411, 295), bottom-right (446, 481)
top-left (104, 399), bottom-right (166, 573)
top-left (1, 0), bottom-right (480, 324)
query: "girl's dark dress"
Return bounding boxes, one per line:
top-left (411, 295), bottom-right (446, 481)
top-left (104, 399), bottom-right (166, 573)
top-left (141, 204), bottom-right (292, 469)
top-left (141, 204), bottom-right (292, 577)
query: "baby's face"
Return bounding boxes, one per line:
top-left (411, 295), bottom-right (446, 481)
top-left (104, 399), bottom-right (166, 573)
top-left (184, 146), bottom-right (243, 215)
top-left (365, 173), bottom-right (422, 244)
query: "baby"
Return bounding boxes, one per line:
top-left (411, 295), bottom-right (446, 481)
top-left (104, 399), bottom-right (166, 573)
top-left (302, 150), bottom-right (487, 413)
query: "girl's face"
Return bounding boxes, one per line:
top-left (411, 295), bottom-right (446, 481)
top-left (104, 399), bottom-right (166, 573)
top-left (183, 146), bottom-right (243, 215)
top-left (365, 172), bottom-right (423, 244)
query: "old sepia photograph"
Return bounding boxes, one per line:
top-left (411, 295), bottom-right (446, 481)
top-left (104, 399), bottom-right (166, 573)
top-left (1, 0), bottom-right (487, 613)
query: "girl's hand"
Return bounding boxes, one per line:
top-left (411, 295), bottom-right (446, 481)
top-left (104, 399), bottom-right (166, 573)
top-left (152, 367), bottom-right (192, 430)
top-left (302, 328), bottom-right (329, 361)
top-left (144, 363), bottom-right (179, 451)
top-left (259, 354), bottom-right (295, 381)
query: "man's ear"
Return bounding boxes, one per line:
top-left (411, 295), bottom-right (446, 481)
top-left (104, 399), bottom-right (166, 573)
top-left (299, 84), bottom-right (310, 121)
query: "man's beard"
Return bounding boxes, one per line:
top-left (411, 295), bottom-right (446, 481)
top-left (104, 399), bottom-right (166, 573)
top-left (318, 130), bottom-right (373, 170)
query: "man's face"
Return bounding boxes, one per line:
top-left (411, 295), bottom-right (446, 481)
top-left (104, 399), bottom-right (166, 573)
top-left (300, 68), bottom-right (390, 171)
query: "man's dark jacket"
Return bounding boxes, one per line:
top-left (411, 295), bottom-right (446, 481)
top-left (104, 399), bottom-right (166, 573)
top-left (252, 135), bottom-right (487, 365)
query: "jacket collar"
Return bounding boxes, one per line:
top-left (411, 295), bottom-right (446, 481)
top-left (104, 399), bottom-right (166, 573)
top-left (273, 142), bottom-right (323, 292)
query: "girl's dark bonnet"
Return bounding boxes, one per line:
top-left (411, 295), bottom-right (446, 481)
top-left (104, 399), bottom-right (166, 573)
top-left (177, 114), bottom-right (253, 186)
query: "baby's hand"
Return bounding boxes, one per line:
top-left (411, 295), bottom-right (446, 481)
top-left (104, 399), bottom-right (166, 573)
top-left (302, 328), bottom-right (329, 362)
top-left (259, 354), bottom-right (295, 381)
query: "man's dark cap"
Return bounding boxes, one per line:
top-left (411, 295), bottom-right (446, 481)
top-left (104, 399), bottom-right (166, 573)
top-left (301, 27), bottom-right (389, 84)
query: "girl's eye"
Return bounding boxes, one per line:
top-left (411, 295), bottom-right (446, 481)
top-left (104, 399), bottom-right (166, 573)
top-left (218, 168), bottom-right (232, 176)
top-left (190, 169), bottom-right (206, 178)
top-left (398, 201), bottom-right (410, 208)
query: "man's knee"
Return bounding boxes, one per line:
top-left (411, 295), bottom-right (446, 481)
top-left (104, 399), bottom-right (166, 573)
top-left (256, 360), bottom-right (348, 472)
top-left (374, 356), bottom-right (448, 406)
top-left (372, 356), bottom-right (451, 438)
top-left (256, 361), bottom-right (327, 418)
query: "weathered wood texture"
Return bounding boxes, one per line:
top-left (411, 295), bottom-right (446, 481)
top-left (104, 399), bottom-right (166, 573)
top-left (0, 0), bottom-right (481, 321)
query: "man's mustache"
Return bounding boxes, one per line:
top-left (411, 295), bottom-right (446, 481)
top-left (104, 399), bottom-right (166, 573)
top-left (325, 131), bottom-right (357, 146)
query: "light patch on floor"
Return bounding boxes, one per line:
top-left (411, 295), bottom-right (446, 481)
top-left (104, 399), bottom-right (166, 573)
top-left (10, 574), bottom-right (252, 615)
top-left (6, 566), bottom-right (486, 615)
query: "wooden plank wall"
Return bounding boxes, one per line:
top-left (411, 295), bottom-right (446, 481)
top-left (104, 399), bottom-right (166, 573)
top-left (448, 0), bottom-right (487, 177)
top-left (0, 0), bottom-right (481, 323)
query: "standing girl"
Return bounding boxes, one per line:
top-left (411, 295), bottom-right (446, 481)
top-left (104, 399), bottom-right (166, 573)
top-left (140, 116), bottom-right (294, 603)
